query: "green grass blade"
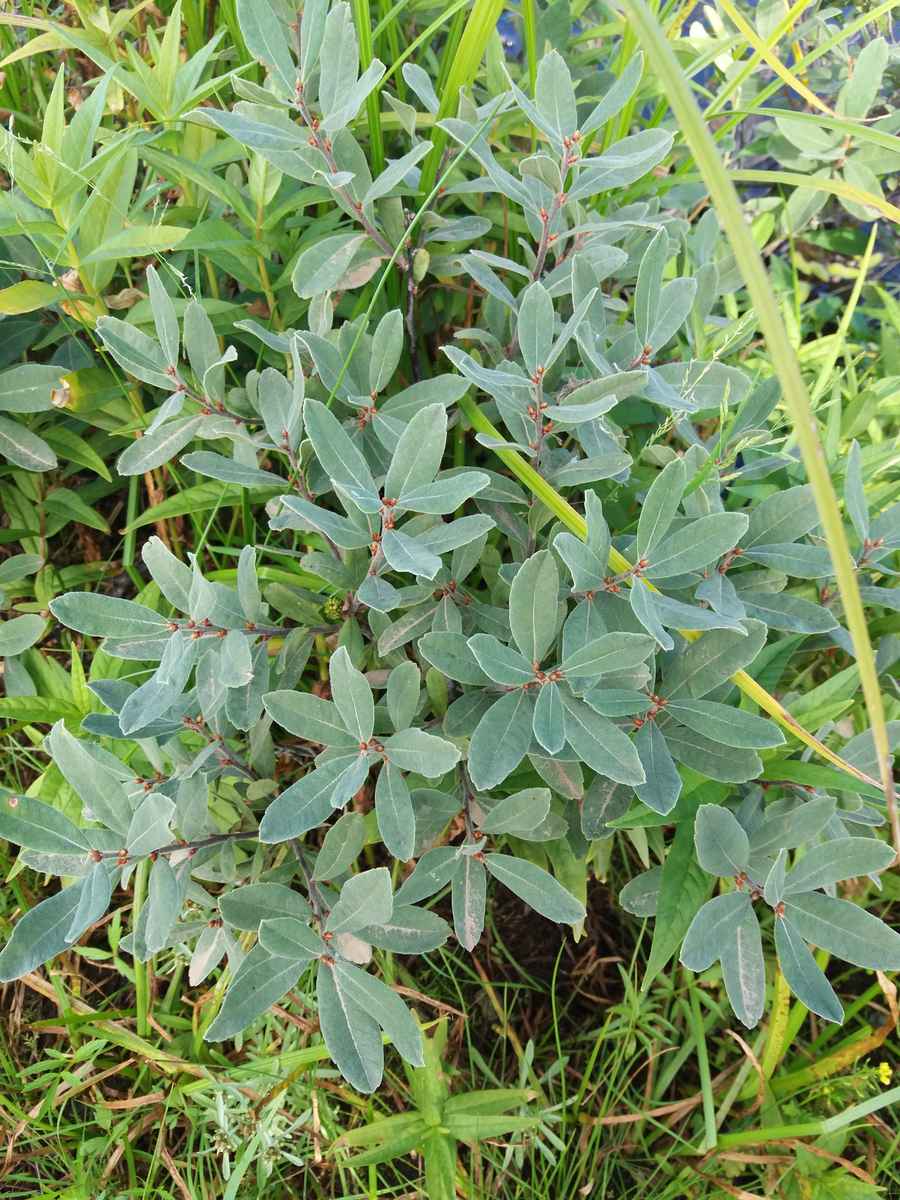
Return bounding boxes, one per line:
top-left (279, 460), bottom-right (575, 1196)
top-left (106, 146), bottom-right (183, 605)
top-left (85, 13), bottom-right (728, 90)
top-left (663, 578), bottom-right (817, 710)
top-left (351, 0), bottom-right (385, 175)
top-left (809, 224), bottom-right (877, 405)
top-left (420, 0), bottom-right (505, 195)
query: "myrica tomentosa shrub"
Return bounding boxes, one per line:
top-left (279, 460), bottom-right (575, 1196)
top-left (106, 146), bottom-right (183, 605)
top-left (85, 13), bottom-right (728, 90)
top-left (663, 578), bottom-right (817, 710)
top-left (1, 0), bottom-right (899, 1092)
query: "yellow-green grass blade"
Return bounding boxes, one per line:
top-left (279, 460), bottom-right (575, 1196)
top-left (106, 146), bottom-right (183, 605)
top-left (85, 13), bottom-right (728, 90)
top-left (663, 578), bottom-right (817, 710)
top-left (716, 0), bottom-right (834, 116)
top-left (729, 169), bottom-right (900, 225)
top-left (419, 0), bottom-right (505, 195)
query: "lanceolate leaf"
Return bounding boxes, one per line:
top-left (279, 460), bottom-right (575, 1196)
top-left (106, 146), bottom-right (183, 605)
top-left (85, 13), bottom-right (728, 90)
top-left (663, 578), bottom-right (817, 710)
top-left (484, 854), bottom-right (585, 925)
top-left (468, 690), bottom-right (534, 790)
top-left (560, 632), bottom-right (654, 679)
top-left (0, 882), bottom-right (86, 982)
top-left (258, 917), bottom-right (327, 960)
top-left (384, 403), bottom-right (447, 499)
top-left (0, 416), bottom-right (56, 471)
top-left (329, 646), bottom-right (374, 743)
top-left (667, 700), bottom-right (785, 749)
top-left (644, 512), bottom-right (748, 580)
top-left (259, 755), bottom-right (369, 842)
top-left (633, 721), bottom-right (682, 815)
top-left (219, 882), bottom-right (313, 930)
top-left (50, 593), bottom-right (168, 639)
top-left (619, 866), bottom-right (662, 918)
top-left (304, 399), bottom-right (380, 510)
top-left (478, 789), bottom-right (552, 835)
top-left (508, 551), bottom-right (559, 665)
top-left (117, 416), bottom-right (203, 476)
top-left (263, 691), bottom-right (356, 748)
top-left (783, 893), bottom-right (900, 970)
top-left (720, 904), bottom-right (766, 1028)
top-left (381, 529), bottom-right (442, 579)
top-left (743, 484), bottom-right (819, 548)
top-left (637, 457), bottom-right (686, 559)
top-left (517, 282), bottom-right (554, 376)
top-left (662, 622), bottom-right (767, 701)
top-left (205, 944), bottom-right (302, 1041)
top-left (452, 854), bottom-right (486, 951)
top-left (333, 960), bottom-right (423, 1065)
top-left (48, 721), bottom-right (131, 833)
top-left (237, 0), bottom-right (297, 96)
top-left (394, 847), bottom-right (459, 905)
top-left (783, 837), bottom-right (894, 894)
top-left (316, 959), bottom-right (384, 1092)
top-left (357, 906), bottom-right (450, 954)
top-left (532, 682), bottom-right (565, 753)
top-left (680, 891), bottom-right (751, 972)
top-left (468, 634), bottom-right (533, 685)
top-left (144, 856), bottom-right (181, 955)
top-left (381, 728), bottom-right (460, 776)
top-left (0, 614), bottom-right (45, 656)
top-left (749, 795), bottom-right (836, 854)
top-left (561, 693), bottom-right (645, 785)
top-left (67, 862), bottom-right (112, 942)
top-left (774, 916), bottom-right (843, 1023)
top-left (314, 812), bottom-right (367, 880)
top-left (375, 763), bottom-right (415, 860)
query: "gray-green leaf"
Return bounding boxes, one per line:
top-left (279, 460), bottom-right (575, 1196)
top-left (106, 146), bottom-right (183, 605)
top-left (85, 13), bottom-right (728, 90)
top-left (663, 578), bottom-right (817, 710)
top-left (326, 867), bottom-right (393, 934)
top-left (333, 960), bottom-right (423, 1065)
top-left (775, 916), bottom-right (843, 1023)
top-left (219, 882), bottom-right (313, 930)
top-left (484, 853), bottom-right (585, 925)
top-left (694, 804), bottom-right (750, 876)
top-left (304, 398), bottom-right (380, 511)
top-left (478, 788), bottom-right (551, 835)
top-left (644, 513), bottom-right (749, 580)
top-left (382, 728), bottom-right (460, 777)
top-left (720, 905), bottom-right (766, 1027)
top-left (452, 854), bottom-right (486, 951)
top-left (667, 700), bottom-right (785, 749)
top-left (313, 811), bottom-right (367, 880)
top-left (508, 551), bottom-right (559, 665)
top-left (680, 891), bottom-right (751, 972)
top-left (316, 958), bottom-right (384, 1091)
top-left (264, 691), bottom-right (355, 744)
top-left (468, 690), bottom-right (534, 790)
top-left (375, 762), bottom-right (415, 860)
top-left (0, 882), bottom-right (85, 981)
top-left (561, 693), bottom-right (645, 785)
top-left (783, 837), bottom-right (894, 895)
top-left (50, 592), bottom-right (168, 638)
top-left (385, 403), bottom-right (447, 499)
top-left (0, 789), bottom-right (89, 855)
top-left (783, 892), bottom-right (900, 969)
top-left (205, 944), bottom-right (301, 1040)
top-left (329, 646), bottom-right (374, 743)
top-left (259, 916), bottom-right (327, 960)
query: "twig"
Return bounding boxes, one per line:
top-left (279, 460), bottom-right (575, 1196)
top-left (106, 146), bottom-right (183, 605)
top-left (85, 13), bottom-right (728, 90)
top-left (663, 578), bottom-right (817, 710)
top-left (90, 830), bottom-right (257, 865)
top-left (294, 87), bottom-right (405, 267)
top-left (291, 840), bottom-right (329, 923)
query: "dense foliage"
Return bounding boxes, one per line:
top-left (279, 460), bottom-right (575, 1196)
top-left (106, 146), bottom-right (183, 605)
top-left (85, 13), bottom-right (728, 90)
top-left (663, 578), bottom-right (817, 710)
top-left (0, 0), bottom-right (897, 1166)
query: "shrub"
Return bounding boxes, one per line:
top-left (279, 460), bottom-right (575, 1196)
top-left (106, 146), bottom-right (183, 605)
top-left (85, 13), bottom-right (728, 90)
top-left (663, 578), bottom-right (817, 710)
top-left (0, 0), bottom-right (897, 1094)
